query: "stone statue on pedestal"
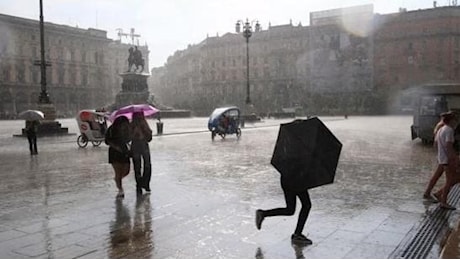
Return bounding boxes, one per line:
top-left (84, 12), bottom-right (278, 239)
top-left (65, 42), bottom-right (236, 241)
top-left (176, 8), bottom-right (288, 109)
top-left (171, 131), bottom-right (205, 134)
top-left (127, 46), bottom-right (145, 73)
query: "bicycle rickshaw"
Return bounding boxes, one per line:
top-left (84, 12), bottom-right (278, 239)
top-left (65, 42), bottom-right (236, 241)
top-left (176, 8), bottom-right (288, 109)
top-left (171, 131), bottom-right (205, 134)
top-left (76, 109), bottom-right (109, 148)
top-left (208, 106), bottom-right (242, 140)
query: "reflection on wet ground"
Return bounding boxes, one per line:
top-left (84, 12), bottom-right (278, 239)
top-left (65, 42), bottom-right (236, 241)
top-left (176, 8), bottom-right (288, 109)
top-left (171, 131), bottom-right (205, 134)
top-left (256, 243), bottom-right (310, 259)
top-left (0, 116), bottom-right (458, 258)
top-left (109, 195), bottom-right (153, 258)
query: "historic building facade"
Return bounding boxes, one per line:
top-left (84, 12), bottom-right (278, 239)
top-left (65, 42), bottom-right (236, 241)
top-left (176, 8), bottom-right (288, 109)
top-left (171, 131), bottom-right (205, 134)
top-left (151, 23), bottom-right (312, 116)
top-left (0, 13), bottom-right (148, 118)
top-left (308, 5), bottom-right (376, 114)
top-left (373, 6), bottom-right (460, 112)
top-left (150, 5), bottom-right (375, 116)
top-left (151, 4), bottom-right (460, 115)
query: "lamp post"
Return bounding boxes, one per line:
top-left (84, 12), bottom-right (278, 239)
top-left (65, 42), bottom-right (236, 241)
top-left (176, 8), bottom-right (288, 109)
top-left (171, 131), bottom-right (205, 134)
top-left (235, 19), bottom-right (260, 105)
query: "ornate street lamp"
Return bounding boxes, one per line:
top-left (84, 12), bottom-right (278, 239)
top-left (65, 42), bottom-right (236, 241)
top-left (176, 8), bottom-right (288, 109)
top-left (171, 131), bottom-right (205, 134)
top-left (235, 19), bottom-right (260, 105)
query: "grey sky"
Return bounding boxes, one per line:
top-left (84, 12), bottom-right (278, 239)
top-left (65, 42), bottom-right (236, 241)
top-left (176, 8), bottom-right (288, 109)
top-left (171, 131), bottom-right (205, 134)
top-left (0, 0), bottom-right (448, 69)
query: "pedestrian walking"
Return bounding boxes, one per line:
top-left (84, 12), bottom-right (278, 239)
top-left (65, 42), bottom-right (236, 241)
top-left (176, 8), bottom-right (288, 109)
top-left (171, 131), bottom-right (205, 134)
top-left (424, 111), bottom-right (459, 209)
top-left (423, 116), bottom-right (446, 201)
top-left (255, 175), bottom-right (313, 245)
top-left (25, 120), bottom-right (39, 155)
top-left (105, 116), bottom-right (131, 198)
top-left (130, 112), bottom-right (153, 195)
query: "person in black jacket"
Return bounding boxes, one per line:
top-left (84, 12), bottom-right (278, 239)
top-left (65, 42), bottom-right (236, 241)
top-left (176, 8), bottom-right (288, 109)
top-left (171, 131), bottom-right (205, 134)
top-left (105, 116), bottom-right (131, 198)
top-left (130, 112), bottom-right (153, 195)
top-left (25, 120), bottom-right (39, 155)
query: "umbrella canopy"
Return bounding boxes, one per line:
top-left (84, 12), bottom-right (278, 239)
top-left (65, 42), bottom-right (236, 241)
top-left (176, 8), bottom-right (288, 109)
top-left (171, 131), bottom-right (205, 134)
top-left (270, 117), bottom-right (342, 191)
top-left (109, 104), bottom-right (159, 122)
top-left (18, 110), bottom-right (44, 121)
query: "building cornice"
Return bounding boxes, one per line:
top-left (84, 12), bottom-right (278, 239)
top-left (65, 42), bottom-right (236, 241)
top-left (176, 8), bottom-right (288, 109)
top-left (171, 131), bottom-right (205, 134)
top-left (0, 12), bottom-right (110, 42)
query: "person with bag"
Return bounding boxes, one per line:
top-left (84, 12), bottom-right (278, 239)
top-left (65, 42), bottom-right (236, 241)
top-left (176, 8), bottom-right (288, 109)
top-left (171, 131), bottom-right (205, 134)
top-left (130, 112), bottom-right (153, 195)
top-left (105, 116), bottom-right (131, 199)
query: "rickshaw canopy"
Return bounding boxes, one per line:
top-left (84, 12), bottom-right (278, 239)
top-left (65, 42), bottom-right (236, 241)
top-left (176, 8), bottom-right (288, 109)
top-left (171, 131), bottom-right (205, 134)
top-left (78, 109), bottom-right (109, 122)
top-left (208, 106), bottom-right (240, 130)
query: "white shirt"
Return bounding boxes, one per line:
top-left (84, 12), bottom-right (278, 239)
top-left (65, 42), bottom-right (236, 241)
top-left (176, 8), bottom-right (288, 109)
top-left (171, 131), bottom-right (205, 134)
top-left (436, 125), bottom-right (455, 164)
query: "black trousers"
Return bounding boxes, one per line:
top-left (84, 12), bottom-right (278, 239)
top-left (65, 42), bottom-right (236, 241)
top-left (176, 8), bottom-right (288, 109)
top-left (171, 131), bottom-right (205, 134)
top-left (263, 181), bottom-right (311, 235)
top-left (131, 140), bottom-right (151, 188)
top-left (27, 134), bottom-right (37, 154)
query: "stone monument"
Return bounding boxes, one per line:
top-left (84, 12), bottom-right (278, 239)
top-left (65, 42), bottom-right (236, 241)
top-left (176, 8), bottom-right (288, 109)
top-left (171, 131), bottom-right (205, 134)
top-left (114, 72), bottom-right (151, 108)
top-left (110, 46), bottom-right (191, 118)
top-left (111, 46), bottom-right (151, 109)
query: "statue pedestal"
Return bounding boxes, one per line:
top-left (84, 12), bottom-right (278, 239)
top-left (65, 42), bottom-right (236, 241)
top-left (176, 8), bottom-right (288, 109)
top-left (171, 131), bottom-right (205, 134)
top-left (38, 103), bottom-right (57, 121)
top-left (15, 102), bottom-right (70, 137)
top-left (110, 72), bottom-right (192, 118)
top-left (241, 103), bottom-right (261, 125)
top-left (113, 72), bottom-right (150, 109)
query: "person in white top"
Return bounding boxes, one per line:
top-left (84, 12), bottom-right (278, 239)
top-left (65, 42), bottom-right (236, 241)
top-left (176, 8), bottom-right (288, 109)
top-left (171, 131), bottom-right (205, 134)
top-left (430, 112), bottom-right (458, 210)
top-left (423, 117), bottom-right (446, 201)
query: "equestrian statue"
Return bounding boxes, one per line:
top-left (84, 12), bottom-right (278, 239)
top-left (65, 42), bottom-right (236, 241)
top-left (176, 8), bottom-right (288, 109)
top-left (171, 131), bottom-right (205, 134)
top-left (127, 46), bottom-right (145, 73)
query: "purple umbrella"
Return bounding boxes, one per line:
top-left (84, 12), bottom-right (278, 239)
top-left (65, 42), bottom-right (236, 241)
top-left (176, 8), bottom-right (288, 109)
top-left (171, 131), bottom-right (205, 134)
top-left (109, 104), bottom-right (159, 122)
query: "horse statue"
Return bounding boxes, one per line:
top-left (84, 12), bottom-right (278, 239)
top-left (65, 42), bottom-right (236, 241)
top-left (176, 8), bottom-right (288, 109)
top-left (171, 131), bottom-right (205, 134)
top-left (127, 46), bottom-right (145, 73)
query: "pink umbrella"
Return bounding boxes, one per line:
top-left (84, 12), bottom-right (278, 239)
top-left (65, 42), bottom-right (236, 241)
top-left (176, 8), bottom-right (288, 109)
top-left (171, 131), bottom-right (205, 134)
top-left (109, 104), bottom-right (159, 122)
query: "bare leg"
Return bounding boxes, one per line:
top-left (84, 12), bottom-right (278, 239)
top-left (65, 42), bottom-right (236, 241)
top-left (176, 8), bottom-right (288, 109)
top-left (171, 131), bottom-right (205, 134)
top-left (440, 164), bottom-right (456, 209)
top-left (121, 163), bottom-right (130, 178)
top-left (424, 164), bottom-right (444, 197)
top-left (112, 163), bottom-right (124, 197)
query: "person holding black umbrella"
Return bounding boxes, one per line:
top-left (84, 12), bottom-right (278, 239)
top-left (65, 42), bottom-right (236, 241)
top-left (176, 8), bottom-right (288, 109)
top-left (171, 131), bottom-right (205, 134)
top-left (255, 117), bottom-right (342, 245)
top-left (255, 176), bottom-right (312, 245)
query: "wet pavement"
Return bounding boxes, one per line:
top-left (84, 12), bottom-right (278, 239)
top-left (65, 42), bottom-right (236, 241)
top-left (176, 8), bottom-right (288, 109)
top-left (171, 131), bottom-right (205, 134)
top-left (0, 116), bottom-right (459, 258)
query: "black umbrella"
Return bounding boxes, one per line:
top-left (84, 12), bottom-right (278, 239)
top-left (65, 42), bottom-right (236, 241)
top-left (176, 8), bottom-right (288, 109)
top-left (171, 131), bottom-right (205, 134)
top-left (270, 117), bottom-right (342, 191)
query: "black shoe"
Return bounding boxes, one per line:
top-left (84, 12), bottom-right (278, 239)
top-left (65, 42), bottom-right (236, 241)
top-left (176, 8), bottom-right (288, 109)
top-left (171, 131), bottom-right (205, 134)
top-left (255, 210), bottom-right (264, 230)
top-left (291, 234), bottom-right (312, 245)
top-left (440, 204), bottom-right (456, 210)
top-left (136, 187), bottom-right (143, 195)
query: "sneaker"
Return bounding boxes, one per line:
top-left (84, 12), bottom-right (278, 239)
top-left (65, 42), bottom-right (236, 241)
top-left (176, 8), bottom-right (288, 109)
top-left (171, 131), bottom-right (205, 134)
top-left (255, 210), bottom-right (264, 230)
top-left (143, 185), bottom-right (151, 194)
top-left (291, 234), bottom-right (313, 245)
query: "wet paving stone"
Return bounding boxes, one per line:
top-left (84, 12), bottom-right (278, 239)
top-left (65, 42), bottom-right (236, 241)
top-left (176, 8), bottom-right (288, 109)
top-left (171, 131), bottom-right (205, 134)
top-left (0, 116), bottom-right (459, 258)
